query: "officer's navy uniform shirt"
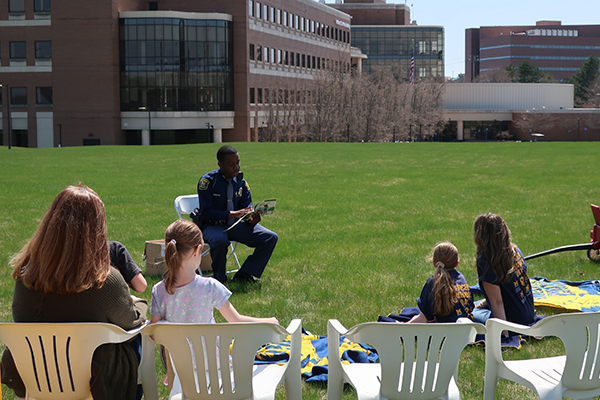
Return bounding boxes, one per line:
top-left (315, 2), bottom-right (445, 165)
top-left (198, 169), bottom-right (252, 224)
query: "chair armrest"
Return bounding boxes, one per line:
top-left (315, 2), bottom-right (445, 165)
top-left (328, 319), bottom-right (348, 336)
top-left (126, 320), bottom-right (149, 337)
top-left (486, 318), bottom-right (532, 364)
top-left (285, 319), bottom-right (302, 335)
top-left (456, 318), bottom-right (486, 341)
top-left (486, 318), bottom-right (532, 336)
top-left (286, 319), bottom-right (302, 366)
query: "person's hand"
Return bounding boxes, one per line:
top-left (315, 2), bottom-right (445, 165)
top-left (230, 207), bottom-right (252, 219)
top-left (475, 300), bottom-right (488, 309)
top-left (247, 212), bottom-right (261, 226)
top-left (266, 317), bottom-right (279, 324)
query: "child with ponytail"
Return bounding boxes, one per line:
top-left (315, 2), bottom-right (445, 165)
top-left (150, 219), bottom-right (278, 325)
top-left (408, 242), bottom-right (474, 323)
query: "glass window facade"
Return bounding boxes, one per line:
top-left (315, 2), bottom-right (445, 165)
top-left (119, 17), bottom-right (234, 112)
top-left (351, 26), bottom-right (444, 79)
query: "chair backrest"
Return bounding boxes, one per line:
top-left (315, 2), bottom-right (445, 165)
top-left (145, 322), bottom-right (298, 400)
top-left (0, 322), bottom-right (144, 400)
top-left (175, 194), bottom-right (200, 219)
top-left (496, 312), bottom-right (600, 392)
top-left (342, 321), bottom-right (480, 400)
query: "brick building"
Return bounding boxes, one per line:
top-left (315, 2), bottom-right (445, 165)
top-left (466, 21), bottom-right (600, 82)
top-left (0, 0), bottom-right (351, 147)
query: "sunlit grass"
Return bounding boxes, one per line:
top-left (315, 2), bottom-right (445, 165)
top-left (1, 142), bottom-right (599, 399)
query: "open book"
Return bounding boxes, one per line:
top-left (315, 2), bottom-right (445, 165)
top-left (225, 198), bottom-right (276, 231)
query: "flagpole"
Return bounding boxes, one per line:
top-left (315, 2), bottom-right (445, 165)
top-left (409, 39), bottom-right (415, 85)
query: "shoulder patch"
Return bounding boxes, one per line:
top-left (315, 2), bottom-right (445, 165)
top-left (245, 181), bottom-right (250, 191)
top-left (199, 178), bottom-right (210, 191)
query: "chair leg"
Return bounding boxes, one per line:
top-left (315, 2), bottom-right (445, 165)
top-left (140, 335), bottom-right (159, 400)
top-left (227, 242), bottom-right (242, 272)
top-left (483, 376), bottom-right (498, 400)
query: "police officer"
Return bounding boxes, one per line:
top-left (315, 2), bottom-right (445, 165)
top-left (197, 145), bottom-right (278, 284)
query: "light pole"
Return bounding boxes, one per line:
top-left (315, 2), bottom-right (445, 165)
top-left (139, 106), bottom-right (151, 145)
top-left (58, 123), bottom-right (62, 147)
top-left (206, 122), bottom-right (214, 142)
top-left (1, 83), bottom-right (11, 149)
top-left (577, 117), bottom-right (580, 141)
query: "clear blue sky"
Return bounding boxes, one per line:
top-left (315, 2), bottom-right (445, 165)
top-left (388, 0), bottom-right (600, 78)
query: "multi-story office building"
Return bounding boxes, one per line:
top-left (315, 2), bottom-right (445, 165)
top-left (328, 0), bottom-right (444, 80)
top-left (0, 0), bottom-right (351, 147)
top-left (466, 21), bottom-right (600, 82)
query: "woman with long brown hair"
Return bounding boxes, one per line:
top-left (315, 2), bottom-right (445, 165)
top-left (472, 213), bottom-right (534, 331)
top-left (1, 185), bottom-right (147, 400)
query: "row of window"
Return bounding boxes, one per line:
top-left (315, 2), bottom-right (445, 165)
top-left (362, 57), bottom-right (442, 77)
top-left (8, 0), bottom-right (50, 13)
top-left (120, 18), bottom-right (232, 72)
top-left (250, 87), bottom-right (316, 106)
top-left (524, 29), bottom-right (578, 37)
top-left (119, 18), bottom-right (234, 112)
top-left (481, 55), bottom-right (596, 62)
top-left (1, 41), bottom-right (51, 60)
top-left (248, 0), bottom-right (349, 45)
top-left (351, 28), bottom-right (444, 57)
top-left (0, 86), bottom-right (52, 106)
top-left (481, 44), bottom-right (600, 51)
top-left (249, 43), bottom-right (349, 72)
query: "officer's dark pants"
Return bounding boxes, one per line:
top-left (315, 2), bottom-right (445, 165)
top-left (202, 222), bottom-right (278, 283)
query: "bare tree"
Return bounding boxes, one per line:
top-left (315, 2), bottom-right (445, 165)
top-left (474, 69), bottom-right (512, 83)
top-left (556, 114), bottom-right (579, 141)
top-left (261, 58), bottom-right (446, 142)
top-left (513, 111), bottom-right (558, 136)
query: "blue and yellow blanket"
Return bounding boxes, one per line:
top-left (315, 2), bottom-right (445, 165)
top-left (255, 331), bottom-right (378, 382)
top-left (470, 277), bottom-right (600, 312)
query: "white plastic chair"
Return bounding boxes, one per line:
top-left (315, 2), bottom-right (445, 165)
top-left (484, 312), bottom-right (600, 400)
top-left (174, 194), bottom-right (241, 273)
top-left (144, 319), bottom-right (302, 400)
top-left (327, 318), bottom-right (485, 400)
top-left (0, 321), bottom-right (157, 400)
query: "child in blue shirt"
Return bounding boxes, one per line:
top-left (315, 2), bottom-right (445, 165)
top-left (408, 242), bottom-right (474, 323)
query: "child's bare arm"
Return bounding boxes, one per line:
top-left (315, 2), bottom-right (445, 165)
top-left (218, 301), bottom-right (278, 324)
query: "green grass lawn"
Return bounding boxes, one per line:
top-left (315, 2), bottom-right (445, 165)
top-left (1, 142), bottom-right (599, 399)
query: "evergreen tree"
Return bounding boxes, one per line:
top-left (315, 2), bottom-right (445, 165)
top-left (505, 60), bottom-right (554, 83)
top-left (568, 55), bottom-right (600, 106)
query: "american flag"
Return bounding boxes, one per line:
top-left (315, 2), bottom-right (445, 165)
top-left (409, 44), bottom-right (415, 84)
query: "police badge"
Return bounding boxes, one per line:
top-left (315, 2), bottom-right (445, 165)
top-left (198, 178), bottom-right (210, 191)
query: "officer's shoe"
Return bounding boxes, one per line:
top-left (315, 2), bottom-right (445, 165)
top-left (211, 275), bottom-right (227, 285)
top-left (232, 270), bottom-right (257, 283)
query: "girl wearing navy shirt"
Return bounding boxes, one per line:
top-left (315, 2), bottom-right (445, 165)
top-left (408, 242), bottom-right (474, 323)
top-left (472, 213), bottom-right (535, 332)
